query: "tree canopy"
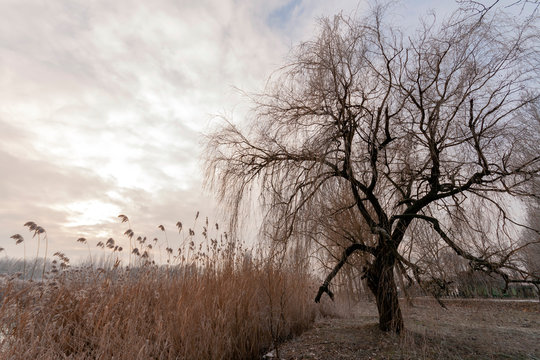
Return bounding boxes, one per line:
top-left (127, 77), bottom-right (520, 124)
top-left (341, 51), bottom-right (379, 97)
top-left (205, 2), bottom-right (540, 332)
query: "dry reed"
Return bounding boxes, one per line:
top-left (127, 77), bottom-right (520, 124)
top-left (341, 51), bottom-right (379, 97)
top-left (0, 245), bottom-right (320, 359)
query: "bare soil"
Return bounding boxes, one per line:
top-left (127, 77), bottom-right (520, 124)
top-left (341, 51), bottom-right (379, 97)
top-left (275, 298), bottom-right (540, 360)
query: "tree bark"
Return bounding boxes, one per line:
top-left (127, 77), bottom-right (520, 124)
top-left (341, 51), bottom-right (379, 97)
top-left (366, 251), bottom-right (403, 333)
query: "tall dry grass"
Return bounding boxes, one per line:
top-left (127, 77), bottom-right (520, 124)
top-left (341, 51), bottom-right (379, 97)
top-left (0, 248), bottom-right (321, 359)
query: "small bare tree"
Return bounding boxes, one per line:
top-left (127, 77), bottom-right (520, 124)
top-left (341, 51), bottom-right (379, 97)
top-left (205, 3), bottom-right (540, 332)
top-left (520, 102), bottom-right (540, 286)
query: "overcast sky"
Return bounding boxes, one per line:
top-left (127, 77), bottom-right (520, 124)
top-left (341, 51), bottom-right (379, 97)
top-left (0, 0), bottom-right (464, 262)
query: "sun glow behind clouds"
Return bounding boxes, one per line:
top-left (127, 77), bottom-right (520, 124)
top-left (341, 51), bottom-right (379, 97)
top-left (59, 200), bottom-right (122, 228)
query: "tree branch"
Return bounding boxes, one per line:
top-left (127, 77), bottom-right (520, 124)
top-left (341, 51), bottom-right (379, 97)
top-left (315, 243), bottom-right (375, 302)
top-left (391, 213), bottom-right (538, 285)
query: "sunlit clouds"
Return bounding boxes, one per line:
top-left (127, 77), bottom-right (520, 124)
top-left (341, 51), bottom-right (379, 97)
top-left (1, 0), bottom-right (455, 261)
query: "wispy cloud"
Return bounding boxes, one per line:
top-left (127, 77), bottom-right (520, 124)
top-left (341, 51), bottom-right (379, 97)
top-left (0, 0), bottom-right (457, 261)
top-left (0, 0), bottom-right (288, 260)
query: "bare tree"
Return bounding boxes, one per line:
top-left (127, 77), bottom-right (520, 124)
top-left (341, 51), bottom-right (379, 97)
top-left (520, 102), bottom-right (540, 287)
top-left (524, 191), bottom-right (540, 277)
top-left (458, 0), bottom-right (540, 17)
top-left (205, 4), bottom-right (540, 332)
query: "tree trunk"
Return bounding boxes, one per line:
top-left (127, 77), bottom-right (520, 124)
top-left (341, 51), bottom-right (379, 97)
top-left (366, 252), bottom-right (403, 333)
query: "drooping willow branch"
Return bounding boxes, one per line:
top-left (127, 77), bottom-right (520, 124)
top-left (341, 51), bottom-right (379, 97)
top-left (391, 213), bottom-right (540, 289)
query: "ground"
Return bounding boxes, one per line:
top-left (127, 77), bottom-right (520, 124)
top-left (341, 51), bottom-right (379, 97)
top-left (275, 298), bottom-right (540, 360)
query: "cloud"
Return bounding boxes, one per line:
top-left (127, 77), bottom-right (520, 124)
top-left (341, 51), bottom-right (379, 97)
top-left (0, 0), bottom-right (460, 262)
top-left (0, 144), bottom-right (216, 262)
top-left (0, 0), bottom-right (293, 261)
top-left (0, 148), bottom-right (117, 259)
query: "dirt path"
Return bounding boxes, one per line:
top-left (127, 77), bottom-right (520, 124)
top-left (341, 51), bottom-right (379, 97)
top-left (275, 298), bottom-right (540, 360)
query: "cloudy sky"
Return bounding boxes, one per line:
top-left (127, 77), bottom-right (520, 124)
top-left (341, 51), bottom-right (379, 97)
top-left (0, 0), bottom-right (463, 262)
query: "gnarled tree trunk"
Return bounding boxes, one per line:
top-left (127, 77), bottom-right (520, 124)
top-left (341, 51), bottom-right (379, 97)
top-left (366, 251), bottom-right (403, 333)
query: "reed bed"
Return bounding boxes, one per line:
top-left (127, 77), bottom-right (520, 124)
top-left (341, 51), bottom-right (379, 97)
top-left (0, 215), bottom-right (326, 359)
top-left (0, 255), bottom-right (319, 359)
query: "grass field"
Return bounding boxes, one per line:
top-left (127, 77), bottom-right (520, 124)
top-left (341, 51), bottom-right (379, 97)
top-left (278, 297), bottom-right (540, 359)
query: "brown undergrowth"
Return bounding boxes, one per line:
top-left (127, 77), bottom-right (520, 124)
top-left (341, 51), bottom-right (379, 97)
top-left (0, 254), bottom-right (322, 359)
top-left (1, 214), bottom-right (342, 359)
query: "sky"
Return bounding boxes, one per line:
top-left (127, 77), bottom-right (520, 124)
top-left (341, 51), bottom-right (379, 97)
top-left (0, 0), bottom-right (466, 263)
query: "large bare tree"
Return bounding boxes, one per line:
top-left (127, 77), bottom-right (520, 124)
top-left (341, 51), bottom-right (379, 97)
top-left (205, 3), bottom-right (540, 332)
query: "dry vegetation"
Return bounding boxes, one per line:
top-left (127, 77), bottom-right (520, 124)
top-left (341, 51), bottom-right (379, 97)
top-left (0, 257), bottom-right (323, 359)
top-left (0, 215), bottom-right (537, 360)
top-left (278, 298), bottom-right (540, 359)
top-left (0, 216), bottom-right (337, 360)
